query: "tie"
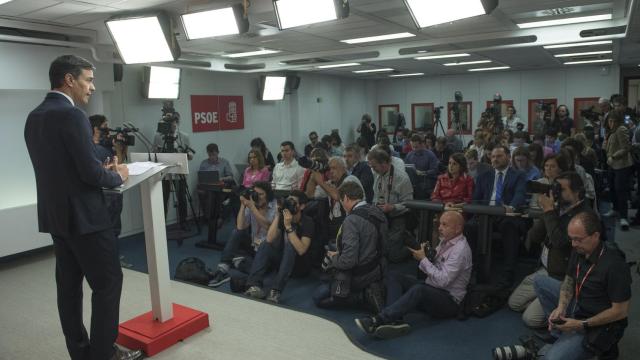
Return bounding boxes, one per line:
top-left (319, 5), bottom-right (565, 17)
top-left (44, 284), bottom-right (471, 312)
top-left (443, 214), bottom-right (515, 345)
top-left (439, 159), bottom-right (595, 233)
top-left (495, 172), bottom-right (504, 205)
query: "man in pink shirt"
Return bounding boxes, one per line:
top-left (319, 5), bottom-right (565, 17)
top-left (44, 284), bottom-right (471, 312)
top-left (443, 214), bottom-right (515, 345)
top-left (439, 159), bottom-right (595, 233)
top-left (355, 211), bottom-right (472, 339)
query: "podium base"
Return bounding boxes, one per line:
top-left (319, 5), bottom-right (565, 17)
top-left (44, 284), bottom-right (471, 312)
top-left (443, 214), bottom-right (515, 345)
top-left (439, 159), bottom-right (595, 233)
top-left (117, 303), bottom-right (209, 357)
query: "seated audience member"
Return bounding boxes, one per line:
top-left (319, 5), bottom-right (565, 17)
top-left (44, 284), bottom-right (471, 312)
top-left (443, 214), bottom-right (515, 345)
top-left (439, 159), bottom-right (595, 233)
top-left (530, 154), bottom-right (570, 208)
top-left (509, 172), bottom-right (590, 328)
top-left (527, 143), bottom-right (545, 170)
top-left (431, 153), bottom-right (474, 206)
top-left (251, 137), bottom-right (276, 170)
top-left (199, 143), bottom-right (234, 181)
top-left (313, 157), bottom-right (364, 241)
top-left (469, 129), bottom-right (488, 160)
top-left (300, 148), bottom-right (330, 199)
top-left (533, 133), bottom-right (554, 157)
top-left (355, 211), bottom-right (472, 339)
top-left (209, 181), bottom-right (277, 287)
top-left (304, 131), bottom-right (320, 157)
top-left (377, 134), bottom-right (399, 158)
top-left (404, 134), bottom-right (439, 175)
top-left (545, 130), bottom-right (561, 154)
top-left (313, 182), bottom-right (387, 311)
top-left (243, 149), bottom-right (271, 188)
top-left (534, 211), bottom-right (631, 359)
top-left (501, 129), bottom-right (514, 148)
top-left (243, 190), bottom-right (313, 303)
top-left (367, 148), bottom-right (414, 263)
top-left (400, 129), bottom-right (413, 155)
top-left (511, 131), bottom-right (529, 151)
top-left (344, 144), bottom-right (374, 203)
top-left (469, 145), bottom-right (527, 286)
top-left (272, 141), bottom-right (305, 190)
top-left (372, 142), bottom-right (408, 176)
top-left (446, 128), bottom-right (464, 152)
top-left (561, 137), bottom-right (595, 178)
top-left (512, 146), bottom-right (541, 181)
top-left (433, 136), bottom-right (453, 173)
top-left (465, 148), bottom-right (491, 181)
top-left (503, 105), bottom-right (522, 132)
top-left (425, 133), bottom-right (437, 150)
top-left (330, 131), bottom-right (345, 156)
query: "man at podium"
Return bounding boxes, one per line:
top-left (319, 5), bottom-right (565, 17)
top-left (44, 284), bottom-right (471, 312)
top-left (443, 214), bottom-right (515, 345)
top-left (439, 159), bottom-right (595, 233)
top-left (24, 55), bottom-right (140, 360)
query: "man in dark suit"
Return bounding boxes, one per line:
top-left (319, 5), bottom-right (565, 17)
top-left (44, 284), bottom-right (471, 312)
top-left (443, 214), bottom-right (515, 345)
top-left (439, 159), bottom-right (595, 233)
top-left (470, 145), bottom-right (527, 287)
top-left (24, 55), bottom-right (140, 360)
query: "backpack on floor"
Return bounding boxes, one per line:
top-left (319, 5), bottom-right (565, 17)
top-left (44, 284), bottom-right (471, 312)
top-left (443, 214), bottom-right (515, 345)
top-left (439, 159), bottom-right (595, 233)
top-left (174, 257), bottom-right (212, 285)
top-left (458, 284), bottom-right (511, 320)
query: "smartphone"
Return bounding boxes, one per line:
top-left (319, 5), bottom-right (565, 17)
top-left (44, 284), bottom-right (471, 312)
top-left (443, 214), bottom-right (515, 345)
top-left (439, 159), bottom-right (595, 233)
top-left (551, 318), bottom-right (566, 325)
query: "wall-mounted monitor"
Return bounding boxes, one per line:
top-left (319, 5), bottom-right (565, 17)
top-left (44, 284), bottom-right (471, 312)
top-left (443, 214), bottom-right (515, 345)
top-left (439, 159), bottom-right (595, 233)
top-left (259, 75), bottom-right (286, 101)
top-left (144, 66), bottom-right (181, 99)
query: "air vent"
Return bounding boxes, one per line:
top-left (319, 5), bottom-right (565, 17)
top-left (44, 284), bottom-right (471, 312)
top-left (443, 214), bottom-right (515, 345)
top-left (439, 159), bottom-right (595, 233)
top-left (541, 8), bottom-right (576, 16)
top-left (280, 58), bottom-right (332, 65)
top-left (225, 63), bottom-right (266, 70)
top-left (330, 51), bottom-right (379, 61)
top-left (580, 26), bottom-right (626, 37)
top-left (399, 36), bottom-right (536, 55)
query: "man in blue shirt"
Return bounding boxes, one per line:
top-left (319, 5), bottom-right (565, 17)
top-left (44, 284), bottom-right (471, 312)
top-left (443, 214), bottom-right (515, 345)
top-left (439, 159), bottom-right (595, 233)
top-left (198, 143), bottom-right (234, 182)
top-left (512, 146), bottom-right (541, 181)
top-left (404, 134), bottom-right (439, 175)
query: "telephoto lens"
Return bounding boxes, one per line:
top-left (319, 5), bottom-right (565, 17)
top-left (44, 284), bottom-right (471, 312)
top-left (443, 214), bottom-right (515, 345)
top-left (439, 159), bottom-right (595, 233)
top-left (492, 345), bottom-right (534, 360)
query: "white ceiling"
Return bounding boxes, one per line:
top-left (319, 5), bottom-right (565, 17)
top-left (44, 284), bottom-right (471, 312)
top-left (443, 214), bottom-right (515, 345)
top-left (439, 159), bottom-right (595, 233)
top-left (0, 0), bottom-right (638, 78)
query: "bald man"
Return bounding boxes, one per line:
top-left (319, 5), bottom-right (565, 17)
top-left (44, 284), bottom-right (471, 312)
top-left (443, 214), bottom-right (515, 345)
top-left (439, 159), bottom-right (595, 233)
top-left (355, 211), bottom-right (473, 339)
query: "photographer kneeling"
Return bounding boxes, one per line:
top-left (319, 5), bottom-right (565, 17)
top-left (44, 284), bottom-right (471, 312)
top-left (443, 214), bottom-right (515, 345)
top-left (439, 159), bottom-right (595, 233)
top-left (509, 172), bottom-right (591, 328)
top-left (312, 181), bottom-right (387, 312)
top-left (243, 191), bottom-right (314, 303)
top-left (355, 211), bottom-right (472, 339)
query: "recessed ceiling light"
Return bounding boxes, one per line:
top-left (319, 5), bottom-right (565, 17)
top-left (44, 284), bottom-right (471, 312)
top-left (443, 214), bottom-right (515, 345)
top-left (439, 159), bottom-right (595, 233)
top-left (389, 73), bottom-right (424, 77)
top-left (416, 50), bottom-right (428, 53)
top-left (543, 40), bottom-right (612, 49)
top-left (468, 66), bottom-right (510, 72)
top-left (554, 50), bottom-right (612, 57)
top-left (353, 68), bottom-right (394, 74)
top-left (564, 59), bottom-right (612, 65)
top-left (517, 14), bottom-right (612, 29)
top-left (341, 32), bottom-right (415, 44)
top-left (316, 62), bottom-right (361, 69)
top-left (223, 49), bottom-right (281, 58)
top-left (415, 53), bottom-right (470, 60)
top-left (443, 60), bottom-right (492, 66)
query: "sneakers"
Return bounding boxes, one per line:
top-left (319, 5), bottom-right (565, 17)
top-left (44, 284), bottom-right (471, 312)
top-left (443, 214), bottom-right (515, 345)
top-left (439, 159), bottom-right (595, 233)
top-left (207, 270), bottom-right (230, 287)
top-left (620, 218), bottom-right (630, 231)
top-left (355, 316), bottom-right (410, 339)
top-left (244, 285), bottom-right (266, 299)
top-left (266, 289), bottom-right (281, 304)
top-left (232, 256), bottom-right (245, 269)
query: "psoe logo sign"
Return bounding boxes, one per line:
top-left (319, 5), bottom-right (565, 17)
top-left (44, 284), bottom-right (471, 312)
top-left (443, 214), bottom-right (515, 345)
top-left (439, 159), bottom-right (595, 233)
top-left (194, 111), bottom-right (219, 124)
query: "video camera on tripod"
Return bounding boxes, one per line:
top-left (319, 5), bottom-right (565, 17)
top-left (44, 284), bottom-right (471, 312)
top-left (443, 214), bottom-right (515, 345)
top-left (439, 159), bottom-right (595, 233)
top-left (486, 92), bottom-right (504, 134)
top-left (105, 127), bottom-right (136, 146)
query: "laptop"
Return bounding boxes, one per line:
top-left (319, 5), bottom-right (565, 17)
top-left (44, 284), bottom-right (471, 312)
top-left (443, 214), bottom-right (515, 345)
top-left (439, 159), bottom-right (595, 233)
top-left (198, 170), bottom-right (220, 184)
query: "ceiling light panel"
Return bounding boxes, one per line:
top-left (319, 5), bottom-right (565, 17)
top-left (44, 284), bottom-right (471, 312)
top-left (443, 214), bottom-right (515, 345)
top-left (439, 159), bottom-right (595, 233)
top-left (389, 73), bottom-right (424, 77)
top-left (274, 0), bottom-right (338, 29)
top-left (415, 53), bottom-right (470, 60)
top-left (468, 66), bottom-right (510, 72)
top-left (353, 68), bottom-right (394, 74)
top-left (543, 40), bottom-right (612, 49)
top-left (517, 14), bottom-right (612, 29)
top-left (404, 0), bottom-right (497, 28)
top-left (341, 32), bottom-right (415, 44)
top-left (554, 50), bottom-right (612, 57)
top-left (106, 15), bottom-right (176, 64)
top-left (316, 62), bottom-right (361, 69)
top-left (181, 7), bottom-right (239, 40)
top-left (223, 49), bottom-right (281, 58)
top-left (443, 60), bottom-right (492, 66)
top-left (564, 59), bottom-right (612, 65)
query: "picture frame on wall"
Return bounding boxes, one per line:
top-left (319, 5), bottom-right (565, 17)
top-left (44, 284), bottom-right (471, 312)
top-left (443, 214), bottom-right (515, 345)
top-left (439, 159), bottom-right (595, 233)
top-left (528, 99), bottom-right (557, 135)
top-left (484, 99), bottom-right (514, 118)
top-left (379, 104), bottom-right (400, 134)
top-left (573, 97), bottom-right (600, 130)
top-left (411, 103), bottom-right (434, 131)
top-left (447, 101), bottom-right (472, 135)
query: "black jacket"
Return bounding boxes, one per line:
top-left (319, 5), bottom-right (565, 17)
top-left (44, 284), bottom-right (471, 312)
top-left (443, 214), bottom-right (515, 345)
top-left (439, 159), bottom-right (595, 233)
top-left (350, 161), bottom-right (374, 203)
top-left (24, 92), bottom-right (123, 237)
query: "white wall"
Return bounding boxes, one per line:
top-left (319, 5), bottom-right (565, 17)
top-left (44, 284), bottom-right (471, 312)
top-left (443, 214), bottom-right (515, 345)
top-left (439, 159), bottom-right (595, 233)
top-left (375, 66), bottom-right (621, 142)
top-left (0, 41), bottom-right (374, 256)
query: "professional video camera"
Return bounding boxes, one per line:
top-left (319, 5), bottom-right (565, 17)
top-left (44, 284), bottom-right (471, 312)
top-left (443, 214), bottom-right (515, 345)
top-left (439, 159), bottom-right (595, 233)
top-left (157, 100), bottom-right (180, 136)
top-left (486, 92), bottom-right (504, 133)
top-left (580, 106), bottom-right (601, 123)
top-left (526, 180), bottom-right (561, 200)
top-left (298, 155), bottom-right (329, 172)
top-left (107, 127), bottom-right (136, 146)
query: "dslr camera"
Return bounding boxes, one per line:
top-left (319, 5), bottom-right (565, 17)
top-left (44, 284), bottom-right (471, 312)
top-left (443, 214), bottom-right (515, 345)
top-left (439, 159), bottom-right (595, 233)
top-left (107, 127), bottom-right (135, 146)
top-left (240, 188), bottom-right (260, 203)
top-left (405, 237), bottom-right (437, 262)
top-left (298, 156), bottom-right (329, 172)
top-left (526, 180), bottom-right (562, 200)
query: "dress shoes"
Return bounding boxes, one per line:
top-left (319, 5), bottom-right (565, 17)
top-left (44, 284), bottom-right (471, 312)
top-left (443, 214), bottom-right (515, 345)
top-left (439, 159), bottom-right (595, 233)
top-left (111, 347), bottom-right (144, 360)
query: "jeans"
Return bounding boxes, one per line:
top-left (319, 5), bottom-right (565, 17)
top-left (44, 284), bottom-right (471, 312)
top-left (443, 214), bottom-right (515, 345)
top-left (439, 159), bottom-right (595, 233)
top-left (533, 275), bottom-right (593, 360)
top-left (508, 268), bottom-right (548, 328)
top-left (312, 282), bottom-right (363, 309)
top-left (246, 237), bottom-right (298, 291)
top-left (610, 166), bottom-right (633, 219)
top-left (380, 271), bottom-right (458, 322)
top-left (218, 228), bottom-right (255, 271)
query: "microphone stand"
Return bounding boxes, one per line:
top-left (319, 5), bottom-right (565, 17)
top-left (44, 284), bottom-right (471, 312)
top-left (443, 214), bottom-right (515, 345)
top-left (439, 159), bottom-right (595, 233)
top-left (125, 123), bottom-right (157, 162)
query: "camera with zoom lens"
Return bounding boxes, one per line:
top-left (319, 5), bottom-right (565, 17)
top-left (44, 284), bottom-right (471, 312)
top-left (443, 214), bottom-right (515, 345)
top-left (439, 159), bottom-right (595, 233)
top-left (157, 101), bottom-right (180, 136)
top-left (405, 237), bottom-right (437, 262)
top-left (526, 180), bottom-right (562, 200)
top-left (492, 344), bottom-right (535, 360)
top-left (580, 107), bottom-right (601, 122)
top-left (277, 197), bottom-right (298, 215)
top-left (240, 188), bottom-right (259, 203)
top-left (298, 156), bottom-right (329, 172)
top-left (108, 127), bottom-right (135, 146)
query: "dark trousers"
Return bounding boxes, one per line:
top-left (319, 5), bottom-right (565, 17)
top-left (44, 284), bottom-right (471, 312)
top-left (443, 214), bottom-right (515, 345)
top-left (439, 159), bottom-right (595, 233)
top-left (609, 166), bottom-right (633, 219)
top-left (246, 237), bottom-right (303, 291)
top-left (219, 228), bottom-right (256, 270)
top-left (162, 178), bottom-right (187, 226)
top-left (380, 271), bottom-right (458, 322)
top-left (312, 282), bottom-right (364, 309)
top-left (104, 193), bottom-right (123, 238)
top-left (52, 230), bottom-right (123, 360)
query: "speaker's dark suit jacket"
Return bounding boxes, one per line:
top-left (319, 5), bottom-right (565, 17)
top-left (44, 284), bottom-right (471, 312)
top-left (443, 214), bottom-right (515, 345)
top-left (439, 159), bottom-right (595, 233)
top-left (472, 166), bottom-right (527, 209)
top-left (24, 92), bottom-right (122, 237)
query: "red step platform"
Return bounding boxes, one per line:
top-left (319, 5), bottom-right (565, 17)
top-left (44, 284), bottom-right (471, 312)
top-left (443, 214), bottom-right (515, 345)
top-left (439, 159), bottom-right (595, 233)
top-left (117, 303), bottom-right (209, 357)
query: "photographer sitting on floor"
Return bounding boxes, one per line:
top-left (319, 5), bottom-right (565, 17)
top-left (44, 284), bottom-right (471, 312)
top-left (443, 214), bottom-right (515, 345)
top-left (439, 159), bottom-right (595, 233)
top-left (355, 211), bottom-right (472, 339)
top-left (208, 181), bottom-right (277, 287)
top-left (312, 182), bottom-right (387, 312)
top-left (242, 190), bottom-right (314, 303)
top-left (509, 172), bottom-right (591, 328)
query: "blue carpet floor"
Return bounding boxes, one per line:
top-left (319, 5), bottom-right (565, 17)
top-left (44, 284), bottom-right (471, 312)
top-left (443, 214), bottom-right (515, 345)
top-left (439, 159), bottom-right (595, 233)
top-left (117, 219), bottom-right (568, 360)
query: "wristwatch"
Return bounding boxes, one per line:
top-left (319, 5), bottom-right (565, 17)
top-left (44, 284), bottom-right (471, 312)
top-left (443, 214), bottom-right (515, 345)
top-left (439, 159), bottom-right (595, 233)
top-left (582, 320), bottom-right (589, 331)
top-left (285, 227), bottom-right (295, 234)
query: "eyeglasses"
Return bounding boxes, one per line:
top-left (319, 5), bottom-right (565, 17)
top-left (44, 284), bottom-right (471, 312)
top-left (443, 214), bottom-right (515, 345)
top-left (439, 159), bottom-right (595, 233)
top-left (569, 234), bottom-right (590, 243)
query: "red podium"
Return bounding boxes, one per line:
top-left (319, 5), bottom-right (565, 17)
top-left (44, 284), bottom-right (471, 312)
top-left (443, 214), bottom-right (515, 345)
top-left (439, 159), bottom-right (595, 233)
top-left (114, 155), bottom-right (209, 356)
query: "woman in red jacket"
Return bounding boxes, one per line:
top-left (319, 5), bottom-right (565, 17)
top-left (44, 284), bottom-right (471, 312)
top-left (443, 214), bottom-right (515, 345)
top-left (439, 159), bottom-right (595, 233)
top-left (431, 152), bottom-right (474, 206)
